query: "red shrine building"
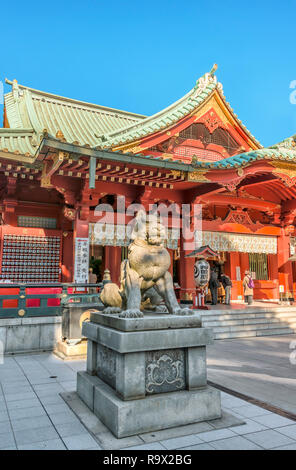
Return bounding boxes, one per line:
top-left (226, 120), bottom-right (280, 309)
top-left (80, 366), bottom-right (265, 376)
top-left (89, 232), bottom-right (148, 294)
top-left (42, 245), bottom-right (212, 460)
top-left (1, 66), bottom-right (296, 304)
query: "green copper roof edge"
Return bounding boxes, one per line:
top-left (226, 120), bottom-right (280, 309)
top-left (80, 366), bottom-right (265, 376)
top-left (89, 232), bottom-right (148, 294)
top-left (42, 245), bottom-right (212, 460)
top-left (101, 70), bottom-right (219, 147)
top-left (40, 137), bottom-right (193, 171)
top-left (191, 148), bottom-right (296, 169)
top-left (5, 79), bottom-right (147, 120)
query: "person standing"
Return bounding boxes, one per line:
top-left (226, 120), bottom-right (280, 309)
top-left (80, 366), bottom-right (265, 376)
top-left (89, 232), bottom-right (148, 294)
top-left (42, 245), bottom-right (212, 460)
top-left (209, 269), bottom-right (219, 305)
top-left (243, 270), bottom-right (254, 305)
top-left (88, 267), bottom-right (98, 294)
top-left (221, 274), bottom-right (232, 305)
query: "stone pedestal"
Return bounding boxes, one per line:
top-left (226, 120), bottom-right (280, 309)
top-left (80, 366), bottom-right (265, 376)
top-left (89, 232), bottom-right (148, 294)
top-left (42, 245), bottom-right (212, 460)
top-left (77, 311), bottom-right (221, 438)
top-left (55, 339), bottom-right (87, 360)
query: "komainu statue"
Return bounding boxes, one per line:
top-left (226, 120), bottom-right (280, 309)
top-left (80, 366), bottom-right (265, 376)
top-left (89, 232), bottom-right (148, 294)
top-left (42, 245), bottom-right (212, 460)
top-left (99, 210), bottom-right (195, 319)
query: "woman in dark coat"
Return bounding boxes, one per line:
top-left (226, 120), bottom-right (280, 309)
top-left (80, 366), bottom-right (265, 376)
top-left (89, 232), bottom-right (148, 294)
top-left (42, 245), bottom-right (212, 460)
top-left (209, 269), bottom-right (219, 305)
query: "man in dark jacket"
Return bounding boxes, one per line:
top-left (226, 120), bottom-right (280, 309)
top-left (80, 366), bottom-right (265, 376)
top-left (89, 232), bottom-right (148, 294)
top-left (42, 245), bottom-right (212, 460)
top-left (209, 269), bottom-right (219, 305)
top-left (221, 274), bottom-right (232, 305)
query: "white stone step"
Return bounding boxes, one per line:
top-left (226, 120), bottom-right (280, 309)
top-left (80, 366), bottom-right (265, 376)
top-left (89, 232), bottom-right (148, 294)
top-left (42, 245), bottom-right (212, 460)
top-left (202, 317), bottom-right (296, 329)
top-left (199, 306), bottom-right (296, 339)
top-left (201, 306), bottom-right (296, 316)
top-left (214, 326), bottom-right (295, 340)
top-left (256, 327), bottom-right (296, 337)
top-left (201, 311), bottom-right (296, 322)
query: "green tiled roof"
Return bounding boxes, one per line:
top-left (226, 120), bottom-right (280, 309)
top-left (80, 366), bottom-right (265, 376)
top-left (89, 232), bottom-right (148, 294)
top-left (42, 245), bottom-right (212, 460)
top-left (1, 79), bottom-right (146, 157)
top-left (99, 68), bottom-right (261, 149)
top-left (0, 128), bottom-right (38, 160)
top-left (270, 134), bottom-right (296, 151)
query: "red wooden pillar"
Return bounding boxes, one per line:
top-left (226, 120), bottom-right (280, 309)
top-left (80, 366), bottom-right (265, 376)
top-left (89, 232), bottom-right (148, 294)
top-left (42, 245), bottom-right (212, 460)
top-left (278, 229), bottom-right (293, 297)
top-left (61, 232), bottom-right (73, 282)
top-left (228, 252), bottom-right (242, 301)
top-left (268, 253), bottom-right (279, 300)
top-left (179, 233), bottom-right (195, 304)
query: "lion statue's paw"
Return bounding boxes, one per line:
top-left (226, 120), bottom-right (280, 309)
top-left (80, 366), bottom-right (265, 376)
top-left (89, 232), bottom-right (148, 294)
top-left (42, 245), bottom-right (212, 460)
top-left (119, 309), bottom-right (144, 318)
top-left (103, 307), bottom-right (122, 315)
top-left (155, 305), bottom-right (168, 313)
top-left (173, 307), bottom-right (195, 317)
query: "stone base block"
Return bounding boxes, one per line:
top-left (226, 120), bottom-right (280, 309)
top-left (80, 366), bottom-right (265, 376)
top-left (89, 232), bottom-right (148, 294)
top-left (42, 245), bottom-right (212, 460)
top-left (55, 340), bottom-right (87, 360)
top-left (77, 371), bottom-right (221, 438)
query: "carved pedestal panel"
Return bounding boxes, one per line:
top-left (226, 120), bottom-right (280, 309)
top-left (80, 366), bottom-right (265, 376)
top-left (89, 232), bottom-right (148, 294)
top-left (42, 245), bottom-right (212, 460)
top-left (77, 311), bottom-right (221, 438)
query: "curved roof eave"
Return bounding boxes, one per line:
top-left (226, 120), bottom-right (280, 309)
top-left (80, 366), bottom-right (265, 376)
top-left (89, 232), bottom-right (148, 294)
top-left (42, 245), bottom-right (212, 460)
top-left (191, 148), bottom-right (296, 169)
top-left (99, 67), bottom-right (261, 150)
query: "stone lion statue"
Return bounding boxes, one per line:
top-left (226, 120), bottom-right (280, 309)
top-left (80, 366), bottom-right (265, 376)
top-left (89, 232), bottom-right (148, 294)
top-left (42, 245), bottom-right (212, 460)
top-left (99, 210), bottom-right (195, 319)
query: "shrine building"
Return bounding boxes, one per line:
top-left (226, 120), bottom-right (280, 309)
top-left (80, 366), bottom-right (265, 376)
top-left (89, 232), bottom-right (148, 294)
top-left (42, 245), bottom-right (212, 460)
top-left (1, 65), bottom-right (296, 304)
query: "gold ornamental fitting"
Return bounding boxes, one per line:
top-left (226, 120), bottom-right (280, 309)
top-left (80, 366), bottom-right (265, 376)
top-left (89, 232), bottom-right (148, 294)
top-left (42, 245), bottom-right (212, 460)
top-left (18, 309), bottom-right (26, 317)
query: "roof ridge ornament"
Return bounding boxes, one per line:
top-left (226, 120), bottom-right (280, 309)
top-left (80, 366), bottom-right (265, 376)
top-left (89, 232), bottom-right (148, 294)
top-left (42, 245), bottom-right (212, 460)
top-left (194, 64), bottom-right (218, 92)
top-left (209, 63), bottom-right (218, 76)
top-left (12, 79), bottom-right (21, 102)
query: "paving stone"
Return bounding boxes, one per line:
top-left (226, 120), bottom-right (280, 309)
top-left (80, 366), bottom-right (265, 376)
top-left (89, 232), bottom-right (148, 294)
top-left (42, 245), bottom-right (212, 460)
top-left (231, 404), bottom-right (271, 419)
top-left (5, 391), bottom-right (36, 402)
top-left (160, 434), bottom-right (204, 450)
top-left (8, 406), bottom-right (46, 420)
top-left (43, 403), bottom-right (71, 415)
top-left (122, 442), bottom-right (166, 450)
top-left (0, 421), bottom-right (12, 434)
top-left (6, 398), bottom-right (41, 410)
top-left (180, 443), bottom-right (216, 450)
top-left (211, 435), bottom-right (262, 450)
top-left (27, 377), bottom-right (58, 385)
top-left (196, 428), bottom-right (236, 442)
top-left (0, 431), bottom-right (15, 449)
top-left (276, 424), bottom-right (296, 439)
top-left (252, 414), bottom-right (295, 428)
top-left (245, 429), bottom-right (296, 449)
top-left (94, 431), bottom-right (143, 450)
top-left (14, 425), bottom-right (60, 446)
top-left (221, 396), bottom-right (250, 408)
top-left (86, 445), bottom-right (104, 450)
top-left (139, 421), bottom-right (213, 443)
top-left (231, 419), bottom-right (268, 435)
top-left (0, 402), bottom-right (7, 412)
top-left (0, 410), bottom-right (9, 422)
top-left (207, 410), bottom-right (244, 429)
top-left (17, 439), bottom-right (67, 450)
top-left (38, 394), bottom-right (65, 405)
top-left (49, 411), bottom-right (81, 426)
top-left (63, 433), bottom-right (99, 450)
top-left (273, 443), bottom-right (296, 450)
top-left (11, 414), bottom-right (52, 432)
top-left (34, 387), bottom-right (64, 398)
top-left (33, 383), bottom-right (64, 393)
top-left (1, 385), bottom-right (32, 395)
top-left (54, 421), bottom-right (89, 438)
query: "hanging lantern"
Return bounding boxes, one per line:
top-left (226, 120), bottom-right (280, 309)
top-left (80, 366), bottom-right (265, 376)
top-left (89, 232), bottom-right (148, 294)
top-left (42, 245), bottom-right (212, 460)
top-left (194, 259), bottom-right (210, 287)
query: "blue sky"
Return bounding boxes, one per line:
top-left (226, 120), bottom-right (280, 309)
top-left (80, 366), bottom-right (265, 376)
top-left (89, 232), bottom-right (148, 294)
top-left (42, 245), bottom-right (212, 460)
top-left (1, 0), bottom-right (296, 146)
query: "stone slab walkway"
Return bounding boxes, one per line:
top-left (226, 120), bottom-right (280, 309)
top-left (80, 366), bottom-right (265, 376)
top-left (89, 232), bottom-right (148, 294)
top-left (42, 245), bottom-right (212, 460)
top-left (207, 334), bottom-right (296, 415)
top-left (0, 352), bottom-right (295, 450)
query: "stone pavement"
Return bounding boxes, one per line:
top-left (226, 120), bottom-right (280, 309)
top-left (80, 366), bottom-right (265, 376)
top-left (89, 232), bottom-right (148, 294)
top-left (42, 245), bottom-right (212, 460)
top-left (207, 334), bottom-right (296, 415)
top-left (208, 300), bottom-right (289, 310)
top-left (0, 352), bottom-right (296, 450)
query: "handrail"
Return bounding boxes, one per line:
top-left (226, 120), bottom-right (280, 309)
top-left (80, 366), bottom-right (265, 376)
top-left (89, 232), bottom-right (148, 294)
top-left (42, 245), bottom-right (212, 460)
top-left (0, 283), bottom-right (102, 318)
